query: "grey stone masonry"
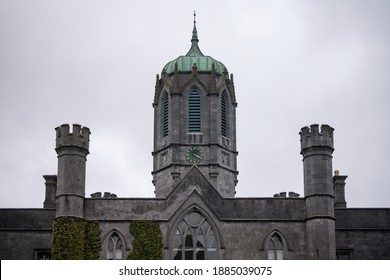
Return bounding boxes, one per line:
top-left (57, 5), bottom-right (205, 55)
top-left (300, 124), bottom-right (334, 151)
top-left (43, 175), bottom-right (57, 209)
top-left (333, 171), bottom-right (347, 208)
top-left (55, 124), bottom-right (90, 218)
top-left (300, 124), bottom-right (336, 259)
top-left (335, 208), bottom-right (390, 259)
top-left (152, 67), bottom-right (238, 198)
top-left (300, 124), bottom-right (334, 196)
top-left (0, 209), bottom-right (55, 260)
top-left (55, 124), bottom-right (90, 151)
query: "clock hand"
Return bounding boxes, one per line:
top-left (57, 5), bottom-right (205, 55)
top-left (194, 154), bottom-right (202, 160)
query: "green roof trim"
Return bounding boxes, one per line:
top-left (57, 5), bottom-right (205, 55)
top-left (162, 13), bottom-right (228, 75)
top-left (163, 55), bottom-right (227, 75)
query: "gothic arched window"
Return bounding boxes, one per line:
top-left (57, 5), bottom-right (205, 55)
top-left (267, 233), bottom-right (284, 260)
top-left (221, 92), bottom-right (228, 137)
top-left (163, 92), bottom-right (169, 137)
top-left (188, 89), bottom-right (201, 132)
top-left (172, 210), bottom-right (217, 260)
top-left (107, 232), bottom-right (124, 260)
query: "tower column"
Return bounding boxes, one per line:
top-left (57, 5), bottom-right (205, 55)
top-left (208, 64), bottom-right (218, 145)
top-left (151, 15), bottom-right (238, 198)
top-left (55, 124), bottom-right (90, 218)
top-left (171, 65), bottom-right (181, 145)
top-left (170, 90), bottom-right (181, 160)
top-left (300, 124), bottom-right (336, 259)
top-left (43, 175), bottom-right (57, 209)
top-left (333, 171), bottom-right (348, 208)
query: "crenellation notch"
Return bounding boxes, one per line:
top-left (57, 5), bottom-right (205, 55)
top-left (55, 123), bottom-right (90, 151)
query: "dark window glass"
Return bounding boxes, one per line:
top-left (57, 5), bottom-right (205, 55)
top-left (34, 250), bottom-right (51, 260)
top-left (107, 232), bottom-right (123, 260)
top-left (336, 250), bottom-right (354, 260)
top-left (172, 210), bottom-right (217, 260)
top-left (267, 233), bottom-right (283, 260)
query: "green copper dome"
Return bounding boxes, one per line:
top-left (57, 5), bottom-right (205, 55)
top-left (163, 15), bottom-right (227, 75)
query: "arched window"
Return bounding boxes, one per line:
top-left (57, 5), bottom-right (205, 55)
top-left (188, 89), bottom-right (201, 132)
top-left (172, 210), bottom-right (217, 260)
top-left (107, 232), bottom-right (124, 260)
top-left (163, 92), bottom-right (169, 137)
top-left (221, 92), bottom-right (228, 137)
top-left (267, 233), bottom-right (284, 260)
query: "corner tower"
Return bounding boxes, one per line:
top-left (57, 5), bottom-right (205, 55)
top-left (55, 124), bottom-right (90, 218)
top-left (152, 14), bottom-right (238, 198)
top-left (300, 124), bottom-right (336, 259)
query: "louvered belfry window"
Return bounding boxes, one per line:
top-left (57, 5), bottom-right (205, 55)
top-left (163, 93), bottom-right (169, 137)
top-left (221, 92), bottom-right (228, 137)
top-left (188, 89), bottom-right (201, 132)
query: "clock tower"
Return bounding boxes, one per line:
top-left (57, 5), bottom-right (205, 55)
top-left (152, 14), bottom-right (238, 198)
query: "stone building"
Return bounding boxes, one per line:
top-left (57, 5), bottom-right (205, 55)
top-left (1, 17), bottom-right (389, 260)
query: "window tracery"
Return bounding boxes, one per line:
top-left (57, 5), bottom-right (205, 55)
top-left (267, 233), bottom-right (283, 260)
top-left (107, 232), bottom-right (124, 260)
top-left (172, 210), bottom-right (217, 260)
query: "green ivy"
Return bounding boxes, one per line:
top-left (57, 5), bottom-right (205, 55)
top-left (52, 217), bottom-right (101, 260)
top-left (127, 220), bottom-right (163, 260)
top-left (84, 221), bottom-right (101, 260)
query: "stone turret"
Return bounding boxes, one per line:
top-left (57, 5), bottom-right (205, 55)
top-left (55, 124), bottom-right (90, 218)
top-left (300, 124), bottom-right (336, 259)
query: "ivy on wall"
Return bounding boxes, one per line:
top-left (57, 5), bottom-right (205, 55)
top-left (52, 217), bottom-right (101, 260)
top-left (84, 221), bottom-right (101, 260)
top-left (127, 220), bottom-right (163, 260)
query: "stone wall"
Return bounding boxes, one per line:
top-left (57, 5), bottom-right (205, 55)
top-left (335, 208), bottom-right (390, 259)
top-left (0, 209), bottom-right (55, 259)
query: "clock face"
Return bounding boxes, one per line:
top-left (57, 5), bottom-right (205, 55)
top-left (186, 147), bottom-right (203, 164)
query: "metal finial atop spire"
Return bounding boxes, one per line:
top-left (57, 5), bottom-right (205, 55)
top-left (191, 10), bottom-right (199, 43)
top-left (186, 11), bottom-right (203, 56)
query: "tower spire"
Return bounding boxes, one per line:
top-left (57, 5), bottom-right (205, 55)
top-left (191, 11), bottom-right (199, 43)
top-left (186, 11), bottom-right (203, 56)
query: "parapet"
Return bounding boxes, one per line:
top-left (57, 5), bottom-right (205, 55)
top-left (300, 124), bottom-right (334, 151)
top-left (55, 124), bottom-right (90, 152)
top-left (274, 191), bottom-right (300, 198)
top-left (90, 192), bottom-right (117, 198)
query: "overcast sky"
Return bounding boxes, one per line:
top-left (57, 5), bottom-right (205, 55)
top-left (1, 0), bottom-right (389, 208)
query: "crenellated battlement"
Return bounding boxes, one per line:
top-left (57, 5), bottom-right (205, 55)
top-left (55, 124), bottom-right (90, 152)
top-left (300, 124), bottom-right (334, 151)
